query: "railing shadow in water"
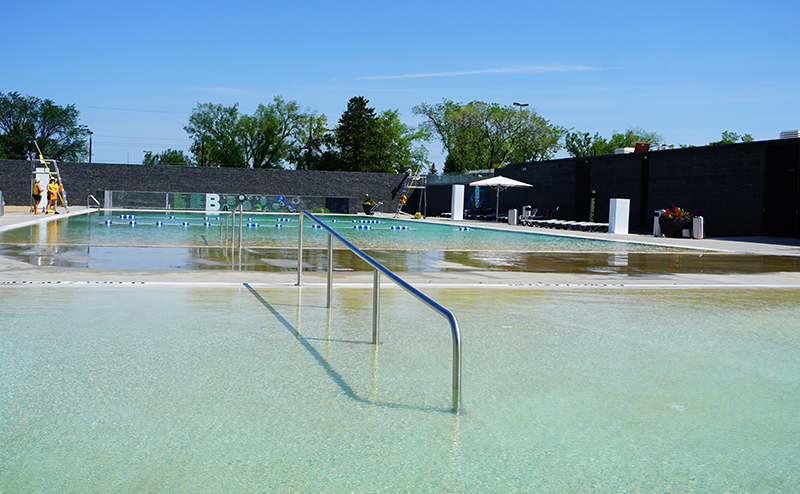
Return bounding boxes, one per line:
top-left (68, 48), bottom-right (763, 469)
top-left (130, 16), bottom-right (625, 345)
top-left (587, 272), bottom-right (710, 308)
top-left (244, 283), bottom-right (456, 414)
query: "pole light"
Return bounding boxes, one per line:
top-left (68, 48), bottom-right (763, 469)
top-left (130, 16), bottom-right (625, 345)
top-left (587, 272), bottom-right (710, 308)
top-left (88, 130), bottom-right (93, 163)
top-left (513, 102), bottom-right (529, 111)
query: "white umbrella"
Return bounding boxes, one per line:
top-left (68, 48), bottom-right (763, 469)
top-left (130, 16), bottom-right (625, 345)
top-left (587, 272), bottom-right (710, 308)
top-left (469, 176), bottom-right (533, 221)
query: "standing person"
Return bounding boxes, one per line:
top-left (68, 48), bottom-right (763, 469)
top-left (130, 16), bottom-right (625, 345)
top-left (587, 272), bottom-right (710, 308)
top-left (45, 178), bottom-right (60, 214)
top-left (31, 179), bottom-right (43, 214)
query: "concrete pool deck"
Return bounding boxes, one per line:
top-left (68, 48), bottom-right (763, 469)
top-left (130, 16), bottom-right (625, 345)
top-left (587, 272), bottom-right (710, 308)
top-left (2, 207), bottom-right (800, 289)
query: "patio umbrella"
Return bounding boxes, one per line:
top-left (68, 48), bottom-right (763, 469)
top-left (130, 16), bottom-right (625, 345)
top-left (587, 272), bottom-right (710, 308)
top-left (469, 176), bottom-right (533, 221)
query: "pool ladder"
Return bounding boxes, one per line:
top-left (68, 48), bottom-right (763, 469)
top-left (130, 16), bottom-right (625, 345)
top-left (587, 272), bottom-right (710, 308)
top-left (296, 210), bottom-right (462, 412)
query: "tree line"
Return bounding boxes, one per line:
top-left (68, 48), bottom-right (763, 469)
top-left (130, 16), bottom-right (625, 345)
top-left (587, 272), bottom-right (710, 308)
top-left (0, 91), bottom-right (756, 172)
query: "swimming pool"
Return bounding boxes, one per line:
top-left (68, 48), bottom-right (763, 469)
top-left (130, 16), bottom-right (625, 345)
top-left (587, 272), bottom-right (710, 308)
top-left (0, 210), bottom-right (665, 251)
top-left (1, 284), bottom-right (798, 492)
top-left (5, 210), bottom-right (800, 276)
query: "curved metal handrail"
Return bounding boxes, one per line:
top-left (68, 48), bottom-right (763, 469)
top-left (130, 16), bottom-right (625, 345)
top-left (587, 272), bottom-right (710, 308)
top-left (296, 210), bottom-right (462, 411)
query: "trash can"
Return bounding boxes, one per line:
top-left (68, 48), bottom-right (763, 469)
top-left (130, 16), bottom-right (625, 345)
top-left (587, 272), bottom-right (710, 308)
top-left (692, 216), bottom-right (704, 239)
top-left (508, 209), bottom-right (518, 225)
top-left (653, 209), bottom-right (664, 236)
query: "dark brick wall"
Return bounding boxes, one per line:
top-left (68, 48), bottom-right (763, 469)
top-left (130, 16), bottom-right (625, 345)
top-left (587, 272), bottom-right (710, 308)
top-left (500, 138), bottom-right (798, 237)
top-left (0, 160), bottom-right (406, 214)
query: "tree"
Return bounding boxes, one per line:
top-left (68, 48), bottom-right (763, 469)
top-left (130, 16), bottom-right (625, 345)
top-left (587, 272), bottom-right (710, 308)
top-left (331, 96), bottom-right (429, 173)
top-left (241, 96), bottom-right (309, 169)
top-left (0, 91), bottom-right (88, 161)
top-left (143, 149), bottom-right (191, 166)
top-left (373, 109), bottom-right (430, 174)
top-left (709, 131), bottom-right (754, 146)
top-left (184, 96), bottom-right (310, 168)
top-left (185, 102), bottom-right (244, 167)
top-left (565, 127), bottom-right (664, 157)
top-left (413, 99), bottom-right (565, 172)
top-left (288, 113), bottom-right (339, 171)
top-left (335, 96), bottom-right (380, 172)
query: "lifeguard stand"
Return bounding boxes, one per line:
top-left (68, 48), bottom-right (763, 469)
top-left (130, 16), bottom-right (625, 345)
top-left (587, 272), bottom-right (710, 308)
top-left (30, 154), bottom-right (69, 212)
top-left (394, 173), bottom-right (427, 218)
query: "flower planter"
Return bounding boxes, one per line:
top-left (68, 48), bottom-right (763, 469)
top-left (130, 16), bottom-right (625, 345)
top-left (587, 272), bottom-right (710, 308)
top-left (659, 216), bottom-right (692, 238)
top-left (363, 204), bottom-right (374, 215)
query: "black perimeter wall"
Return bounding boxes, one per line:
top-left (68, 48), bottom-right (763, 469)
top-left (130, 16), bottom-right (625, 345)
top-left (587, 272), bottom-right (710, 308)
top-left (415, 138), bottom-right (800, 238)
top-left (0, 160), bottom-right (407, 215)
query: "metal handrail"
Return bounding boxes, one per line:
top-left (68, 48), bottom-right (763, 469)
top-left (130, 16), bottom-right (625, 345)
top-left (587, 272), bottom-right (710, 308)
top-left (87, 194), bottom-right (100, 209)
top-left (296, 210), bottom-right (462, 411)
top-left (220, 205), bottom-right (244, 248)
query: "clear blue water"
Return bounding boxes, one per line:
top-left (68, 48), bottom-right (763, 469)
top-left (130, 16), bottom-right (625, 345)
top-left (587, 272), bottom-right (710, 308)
top-left (0, 210), bottom-right (659, 251)
top-left (1, 285), bottom-right (798, 492)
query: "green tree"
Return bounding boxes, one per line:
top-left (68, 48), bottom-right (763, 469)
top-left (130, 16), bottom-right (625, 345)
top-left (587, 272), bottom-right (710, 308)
top-left (373, 109), bottom-right (430, 173)
top-left (288, 113), bottom-right (339, 170)
top-left (331, 96), bottom-right (429, 173)
top-left (184, 96), bottom-right (310, 168)
top-left (565, 127), bottom-right (663, 157)
top-left (335, 96), bottom-right (380, 172)
top-left (241, 96), bottom-right (308, 169)
top-left (413, 99), bottom-right (565, 172)
top-left (709, 131), bottom-right (754, 146)
top-left (185, 102), bottom-right (244, 167)
top-left (0, 91), bottom-right (88, 161)
top-left (143, 149), bottom-right (191, 166)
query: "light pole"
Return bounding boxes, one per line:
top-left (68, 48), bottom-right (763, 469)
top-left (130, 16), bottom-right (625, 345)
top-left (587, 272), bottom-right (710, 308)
top-left (201, 135), bottom-right (206, 166)
top-left (88, 130), bottom-right (93, 163)
top-left (513, 102), bottom-right (529, 112)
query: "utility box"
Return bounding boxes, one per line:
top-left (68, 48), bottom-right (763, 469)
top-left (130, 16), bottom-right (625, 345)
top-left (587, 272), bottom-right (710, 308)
top-left (692, 216), bottom-right (704, 239)
top-left (451, 184), bottom-right (465, 221)
top-left (508, 209), bottom-right (518, 225)
top-left (653, 209), bottom-right (665, 236)
top-left (608, 198), bottom-right (630, 234)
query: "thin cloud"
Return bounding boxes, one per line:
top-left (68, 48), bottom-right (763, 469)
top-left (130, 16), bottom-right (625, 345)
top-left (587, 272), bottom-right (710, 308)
top-left (191, 86), bottom-right (262, 95)
top-left (359, 65), bottom-right (600, 80)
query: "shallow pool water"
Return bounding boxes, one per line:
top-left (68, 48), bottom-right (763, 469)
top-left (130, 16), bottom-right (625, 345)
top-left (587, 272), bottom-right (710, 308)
top-left (7, 211), bottom-right (799, 276)
top-left (1, 285), bottom-right (798, 492)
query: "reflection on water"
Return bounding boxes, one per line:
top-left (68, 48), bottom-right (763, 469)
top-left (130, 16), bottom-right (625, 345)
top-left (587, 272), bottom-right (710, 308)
top-left (2, 212), bottom-right (800, 275)
top-left (2, 243), bottom-right (800, 275)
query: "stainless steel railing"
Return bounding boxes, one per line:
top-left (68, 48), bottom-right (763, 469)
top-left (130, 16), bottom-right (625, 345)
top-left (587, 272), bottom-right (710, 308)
top-left (296, 210), bottom-right (462, 411)
top-left (220, 205), bottom-right (243, 249)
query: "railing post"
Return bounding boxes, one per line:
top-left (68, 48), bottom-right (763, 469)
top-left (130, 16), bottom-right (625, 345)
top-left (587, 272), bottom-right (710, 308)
top-left (373, 269), bottom-right (380, 344)
top-left (296, 212), bottom-right (304, 286)
top-left (238, 204), bottom-right (243, 249)
top-left (326, 233), bottom-right (333, 307)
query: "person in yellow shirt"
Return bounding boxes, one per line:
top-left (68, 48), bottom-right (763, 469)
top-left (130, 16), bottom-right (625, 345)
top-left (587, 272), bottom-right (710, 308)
top-left (31, 179), bottom-right (43, 214)
top-left (45, 178), bottom-right (61, 214)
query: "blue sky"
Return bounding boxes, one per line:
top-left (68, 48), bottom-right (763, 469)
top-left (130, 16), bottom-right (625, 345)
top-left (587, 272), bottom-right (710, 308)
top-left (4, 0), bottom-right (798, 166)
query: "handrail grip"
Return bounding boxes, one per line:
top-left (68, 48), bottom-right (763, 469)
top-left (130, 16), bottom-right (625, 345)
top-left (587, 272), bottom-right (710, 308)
top-left (297, 210), bottom-right (462, 410)
top-left (87, 194), bottom-right (100, 208)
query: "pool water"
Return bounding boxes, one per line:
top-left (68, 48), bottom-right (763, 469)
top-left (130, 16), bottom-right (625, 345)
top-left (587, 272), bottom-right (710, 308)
top-left (0, 210), bottom-right (668, 251)
top-left (2, 211), bottom-right (800, 275)
top-left (1, 285), bottom-right (798, 492)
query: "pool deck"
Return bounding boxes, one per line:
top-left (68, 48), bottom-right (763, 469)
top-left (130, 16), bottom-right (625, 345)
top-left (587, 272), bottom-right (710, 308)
top-left (2, 207), bottom-right (800, 289)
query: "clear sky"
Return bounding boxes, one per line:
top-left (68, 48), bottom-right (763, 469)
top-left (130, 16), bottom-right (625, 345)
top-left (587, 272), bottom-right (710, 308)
top-left (4, 0), bottom-right (798, 167)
